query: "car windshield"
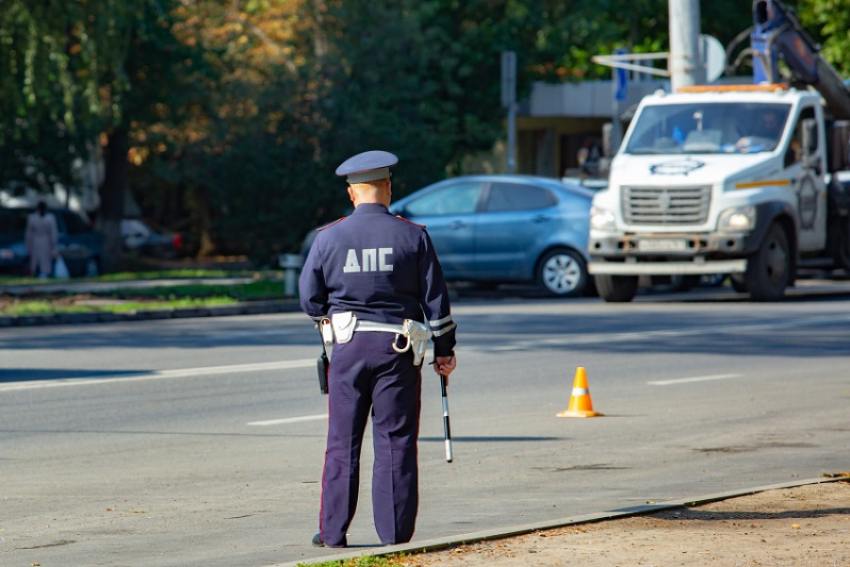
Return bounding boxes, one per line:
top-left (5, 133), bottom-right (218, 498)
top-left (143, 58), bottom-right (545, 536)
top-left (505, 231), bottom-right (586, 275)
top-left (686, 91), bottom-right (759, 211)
top-left (624, 102), bottom-right (792, 155)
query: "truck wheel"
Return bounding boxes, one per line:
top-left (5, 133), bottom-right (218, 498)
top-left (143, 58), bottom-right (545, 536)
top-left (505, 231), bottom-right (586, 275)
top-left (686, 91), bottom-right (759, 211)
top-left (835, 218), bottom-right (850, 270)
top-left (745, 223), bottom-right (790, 302)
top-left (537, 248), bottom-right (588, 297)
top-left (595, 274), bottom-right (638, 303)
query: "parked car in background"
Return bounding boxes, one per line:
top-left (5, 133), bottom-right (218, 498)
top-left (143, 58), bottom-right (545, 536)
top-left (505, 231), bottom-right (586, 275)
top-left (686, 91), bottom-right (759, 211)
top-left (121, 219), bottom-right (182, 258)
top-left (388, 175), bottom-right (594, 297)
top-left (300, 175), bottom-right (594, 296)
top-left (0, 206), bottom-right (103, 277)
top-left (561, 176), bottom-right (610, 192)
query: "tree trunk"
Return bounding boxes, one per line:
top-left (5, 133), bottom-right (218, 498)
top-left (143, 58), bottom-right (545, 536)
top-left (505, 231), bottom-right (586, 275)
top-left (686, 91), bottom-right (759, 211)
top-left (195, 185), bottom-right (217, 258)
top-left (99, 127), bottom-right (129, 273)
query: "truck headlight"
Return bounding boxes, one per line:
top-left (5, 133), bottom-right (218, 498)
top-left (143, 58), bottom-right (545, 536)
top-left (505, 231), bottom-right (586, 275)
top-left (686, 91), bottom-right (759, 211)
top-left (590, 206), bottom-right (616, 231)
top-left (718, 206), bottom-right (756, 231)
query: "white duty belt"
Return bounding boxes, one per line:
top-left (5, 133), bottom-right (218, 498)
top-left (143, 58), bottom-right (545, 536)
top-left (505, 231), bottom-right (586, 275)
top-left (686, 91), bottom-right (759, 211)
top-left (321, 312), bottom-right (433, 366)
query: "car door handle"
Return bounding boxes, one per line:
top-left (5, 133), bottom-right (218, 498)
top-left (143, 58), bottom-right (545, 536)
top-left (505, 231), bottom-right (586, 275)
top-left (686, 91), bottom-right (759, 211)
top-left (532, 214), bottom-right (550, 223)
top-left (449, 221), bottom-right (467, 229)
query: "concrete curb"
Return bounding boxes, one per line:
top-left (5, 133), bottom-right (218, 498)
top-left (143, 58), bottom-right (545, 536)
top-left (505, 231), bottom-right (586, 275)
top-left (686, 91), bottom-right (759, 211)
top-left (267, 476), bottom-right (849, 567)
top-left (0, 299), bottom-right (302, 328)
top-left (3, 278), bottom-right (849, 329)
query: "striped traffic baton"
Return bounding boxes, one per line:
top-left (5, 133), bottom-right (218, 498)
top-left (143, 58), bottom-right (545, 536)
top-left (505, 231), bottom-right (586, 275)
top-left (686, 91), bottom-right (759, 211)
top-left (440, 374), bottom-right (453, 463)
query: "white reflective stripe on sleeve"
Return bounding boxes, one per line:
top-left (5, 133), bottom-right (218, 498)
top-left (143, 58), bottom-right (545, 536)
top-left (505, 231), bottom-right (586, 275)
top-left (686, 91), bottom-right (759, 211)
top-left (432, 322), bottom-right (457, 337)
top-left (430, 315), bottom-right (453, 327)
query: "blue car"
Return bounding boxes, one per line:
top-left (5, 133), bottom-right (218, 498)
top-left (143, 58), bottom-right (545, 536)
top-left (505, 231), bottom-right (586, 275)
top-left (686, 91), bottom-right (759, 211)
top-left (386, 175), bottom-right (594, 297)
top-left (0, 206), bottom-right (103, 277)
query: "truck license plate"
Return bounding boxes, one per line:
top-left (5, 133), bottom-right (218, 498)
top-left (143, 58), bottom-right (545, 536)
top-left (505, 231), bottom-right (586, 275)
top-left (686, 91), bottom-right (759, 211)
top-left (637, 239), bottom-right (688, 252)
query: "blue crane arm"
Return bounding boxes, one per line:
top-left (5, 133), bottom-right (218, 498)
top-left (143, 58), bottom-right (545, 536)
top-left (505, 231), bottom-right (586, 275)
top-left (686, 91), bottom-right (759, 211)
top-left (751, 0), bottom-right (850, 119)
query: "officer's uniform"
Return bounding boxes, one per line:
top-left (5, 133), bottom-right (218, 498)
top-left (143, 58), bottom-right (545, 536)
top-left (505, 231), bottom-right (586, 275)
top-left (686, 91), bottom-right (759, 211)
top-left (299, 151), bottom-right (457, 548)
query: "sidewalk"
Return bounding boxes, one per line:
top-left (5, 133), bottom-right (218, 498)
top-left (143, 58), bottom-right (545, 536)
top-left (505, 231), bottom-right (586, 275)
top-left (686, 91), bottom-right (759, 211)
top-left (277, 476), bottom-right (850, 567)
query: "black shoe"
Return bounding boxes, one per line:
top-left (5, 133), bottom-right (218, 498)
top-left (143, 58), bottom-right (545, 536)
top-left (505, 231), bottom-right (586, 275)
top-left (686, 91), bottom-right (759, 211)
top-left (312, 533), bottom-right (347, 548)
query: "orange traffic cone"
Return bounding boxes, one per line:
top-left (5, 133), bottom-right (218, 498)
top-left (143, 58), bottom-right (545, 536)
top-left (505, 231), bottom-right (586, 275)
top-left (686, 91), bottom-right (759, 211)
top-left (557, 367), bottom-right (603, 418)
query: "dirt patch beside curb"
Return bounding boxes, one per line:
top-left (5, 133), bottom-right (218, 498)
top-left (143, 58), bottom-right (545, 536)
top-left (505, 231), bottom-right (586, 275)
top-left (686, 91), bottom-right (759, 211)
top-left (399, 479), bottom-right (850, 567)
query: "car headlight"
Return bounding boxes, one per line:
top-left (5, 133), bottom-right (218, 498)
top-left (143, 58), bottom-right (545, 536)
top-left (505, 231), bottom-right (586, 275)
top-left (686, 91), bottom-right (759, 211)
top-left (590, 206), bottom-right (616, 231)
top-left (718, 206), bottom-right (756, 231)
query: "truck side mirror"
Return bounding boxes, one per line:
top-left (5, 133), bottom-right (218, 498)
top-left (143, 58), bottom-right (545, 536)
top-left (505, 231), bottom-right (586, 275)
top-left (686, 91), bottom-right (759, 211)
top-left (801, 118), bottom-right (818, 156)
top-left (800, 118), bottom-right (821, 173)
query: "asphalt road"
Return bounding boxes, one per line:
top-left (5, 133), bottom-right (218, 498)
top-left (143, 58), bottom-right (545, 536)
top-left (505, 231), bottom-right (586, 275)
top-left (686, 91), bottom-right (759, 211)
top-left (1, 286), bottom-right (849, 566)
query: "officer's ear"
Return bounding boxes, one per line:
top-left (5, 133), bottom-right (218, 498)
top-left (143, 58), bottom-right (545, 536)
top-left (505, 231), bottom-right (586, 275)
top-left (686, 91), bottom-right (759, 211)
top-left (347, 186), bottom-right (356, 203)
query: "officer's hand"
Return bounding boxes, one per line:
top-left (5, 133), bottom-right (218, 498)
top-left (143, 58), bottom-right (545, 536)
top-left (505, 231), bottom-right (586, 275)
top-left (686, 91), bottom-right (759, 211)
top-left (433, 355), bottom-right (456, 384)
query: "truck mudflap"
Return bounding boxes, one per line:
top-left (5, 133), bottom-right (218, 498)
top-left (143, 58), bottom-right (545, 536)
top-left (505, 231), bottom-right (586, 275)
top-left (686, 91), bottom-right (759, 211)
top-left (589, 259), bottom-right (747, 276)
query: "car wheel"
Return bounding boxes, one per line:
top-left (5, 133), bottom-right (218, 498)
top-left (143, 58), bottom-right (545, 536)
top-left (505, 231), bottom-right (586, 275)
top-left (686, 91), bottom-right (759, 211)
top-left (85, 257), bottom-right (100, 278)
top-left (745, 222), bottom-right (790, 302)
top-left (536, 248), bottom-right (588, 297)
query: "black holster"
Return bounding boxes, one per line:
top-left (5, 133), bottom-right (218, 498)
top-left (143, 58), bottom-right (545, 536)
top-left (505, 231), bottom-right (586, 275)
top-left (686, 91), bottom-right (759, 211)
top-left (316, 352), bottom-right (329, 395)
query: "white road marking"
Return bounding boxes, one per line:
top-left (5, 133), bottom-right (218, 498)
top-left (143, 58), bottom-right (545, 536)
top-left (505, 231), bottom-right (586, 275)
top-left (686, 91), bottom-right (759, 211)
top-left (647, 373), bottom-right (741, 386)
top-left (0, 359), bottom-right (315, 393)
top-left (247, 414), bottom-right (328, 426)
top-left (466, 313), bottom-right (850, 354)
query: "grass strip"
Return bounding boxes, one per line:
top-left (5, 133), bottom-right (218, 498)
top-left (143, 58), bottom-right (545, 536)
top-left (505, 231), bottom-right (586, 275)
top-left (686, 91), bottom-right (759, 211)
top-left (2, 297), bottom-right (237, 317)
top-left (0, 269), bottom-right (256, 286)
top-left (296, 554), bottom-right (415, 567)
top-left (97, 269), bottom-right (252, 281)
top-left (103, 280), bottom-right (287, 301)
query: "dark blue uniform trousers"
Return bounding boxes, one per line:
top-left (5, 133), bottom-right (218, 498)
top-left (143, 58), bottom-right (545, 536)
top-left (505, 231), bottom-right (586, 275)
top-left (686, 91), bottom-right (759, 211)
top-left (320, 331), bottom-right (422, 547)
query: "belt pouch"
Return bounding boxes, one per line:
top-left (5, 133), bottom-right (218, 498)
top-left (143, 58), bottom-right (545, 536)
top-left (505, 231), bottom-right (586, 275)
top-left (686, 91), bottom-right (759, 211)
top-left (331, 312), bottom-right (357, 344)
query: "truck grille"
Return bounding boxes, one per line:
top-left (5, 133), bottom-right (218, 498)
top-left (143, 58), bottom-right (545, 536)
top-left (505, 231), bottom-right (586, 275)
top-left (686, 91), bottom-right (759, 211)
top-left (622, 186), bottom-right (711, 225)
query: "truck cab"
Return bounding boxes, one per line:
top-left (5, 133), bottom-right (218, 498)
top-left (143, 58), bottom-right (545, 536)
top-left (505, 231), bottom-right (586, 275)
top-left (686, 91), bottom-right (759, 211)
top-left (587, 0), bottom-right (850, 302)
top-left (588, 85), bottom-right (834, 301)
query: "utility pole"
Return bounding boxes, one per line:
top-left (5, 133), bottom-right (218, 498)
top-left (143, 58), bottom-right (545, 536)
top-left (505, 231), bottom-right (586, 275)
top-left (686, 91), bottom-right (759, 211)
top-left (501, 51), bottom-right (517, 173)
top-left (668, 0), bottom-right (704, 91)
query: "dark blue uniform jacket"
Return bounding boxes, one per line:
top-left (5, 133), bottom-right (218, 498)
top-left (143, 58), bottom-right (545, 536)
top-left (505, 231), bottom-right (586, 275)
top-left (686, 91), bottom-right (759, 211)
top-left (299, 203), bottom-right (456, 357)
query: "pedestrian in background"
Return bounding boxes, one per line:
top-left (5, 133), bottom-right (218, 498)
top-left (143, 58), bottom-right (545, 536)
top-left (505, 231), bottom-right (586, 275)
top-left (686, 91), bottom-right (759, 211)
top-left (25, 202), bottom-right (59, 278)
top-left (298, 150), bottom-right (457, 548)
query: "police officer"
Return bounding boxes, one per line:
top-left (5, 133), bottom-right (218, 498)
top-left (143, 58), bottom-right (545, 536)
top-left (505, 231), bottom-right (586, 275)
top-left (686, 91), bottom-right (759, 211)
top-left (299, 150), bottom-right (457, 548)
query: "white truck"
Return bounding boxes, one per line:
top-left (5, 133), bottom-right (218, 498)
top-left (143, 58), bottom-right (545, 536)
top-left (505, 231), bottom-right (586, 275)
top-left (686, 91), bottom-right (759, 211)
top-left (588, 0), bottom-right (850, 302)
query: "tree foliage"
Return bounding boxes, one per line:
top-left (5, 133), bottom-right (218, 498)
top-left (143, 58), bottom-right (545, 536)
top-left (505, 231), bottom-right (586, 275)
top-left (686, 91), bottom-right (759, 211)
top-left (3, 0), bottom-right (849, 267)
top-left (796, 0), bottom-right (850, 76)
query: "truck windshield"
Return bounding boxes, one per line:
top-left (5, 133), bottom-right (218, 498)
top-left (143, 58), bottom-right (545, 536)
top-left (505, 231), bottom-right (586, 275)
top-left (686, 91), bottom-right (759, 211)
top-left (624, 102), bottom-right (792, 155)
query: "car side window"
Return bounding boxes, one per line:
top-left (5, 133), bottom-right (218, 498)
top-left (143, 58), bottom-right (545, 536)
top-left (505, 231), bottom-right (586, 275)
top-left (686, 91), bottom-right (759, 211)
top-left (404, 182), bottom-right (483, 216)
top-left (556, 190), bottom-right (592, 212)
top-left (485, 183), bottom-right (557, 212)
